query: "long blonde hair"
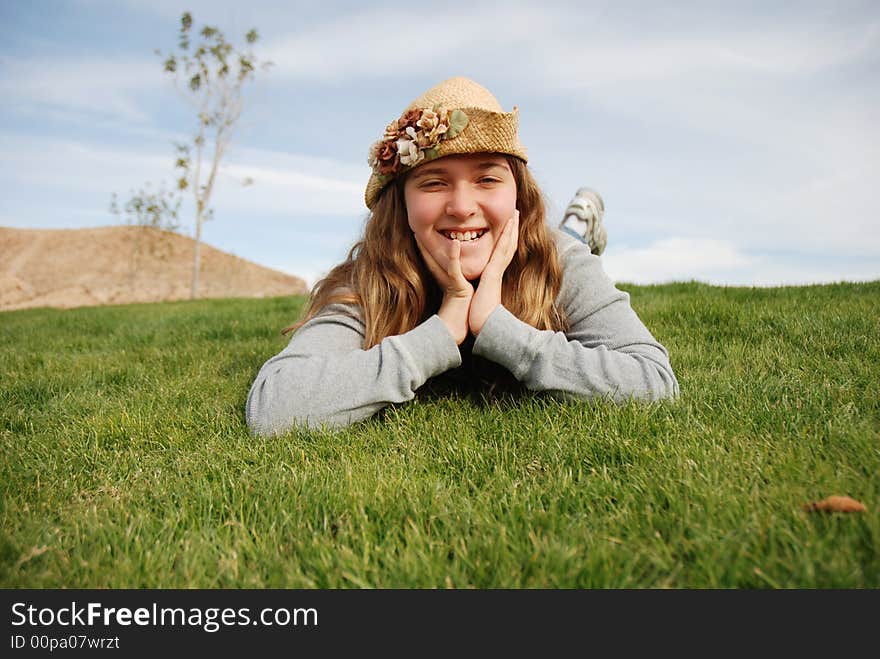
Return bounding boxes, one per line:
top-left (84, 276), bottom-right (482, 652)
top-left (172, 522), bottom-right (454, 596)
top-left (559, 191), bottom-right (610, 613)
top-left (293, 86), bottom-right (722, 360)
top-left (286, 156), bottom-right (567, 347)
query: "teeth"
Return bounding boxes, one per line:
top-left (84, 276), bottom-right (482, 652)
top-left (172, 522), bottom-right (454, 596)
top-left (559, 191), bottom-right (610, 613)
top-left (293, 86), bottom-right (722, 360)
top-left (445, 230), bottom-right (484, 241)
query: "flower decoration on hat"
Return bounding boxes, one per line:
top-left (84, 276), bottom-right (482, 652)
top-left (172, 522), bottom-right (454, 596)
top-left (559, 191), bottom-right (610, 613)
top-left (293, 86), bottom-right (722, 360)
top-left (368, 105), bottom-right (469, 182)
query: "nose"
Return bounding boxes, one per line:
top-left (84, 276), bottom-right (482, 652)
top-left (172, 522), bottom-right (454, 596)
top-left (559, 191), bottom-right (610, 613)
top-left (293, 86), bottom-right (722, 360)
top-left (445, 182), bottom-right (477, 220)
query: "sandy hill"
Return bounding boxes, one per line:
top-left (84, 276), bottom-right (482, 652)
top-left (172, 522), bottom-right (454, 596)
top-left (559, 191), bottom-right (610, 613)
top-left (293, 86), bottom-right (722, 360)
top-left (1, 226), bottom-right (309, 312)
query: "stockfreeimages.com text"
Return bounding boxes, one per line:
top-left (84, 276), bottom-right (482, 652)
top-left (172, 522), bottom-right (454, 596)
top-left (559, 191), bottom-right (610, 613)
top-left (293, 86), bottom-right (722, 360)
top-left (11, 602), bottom-right (317, 633)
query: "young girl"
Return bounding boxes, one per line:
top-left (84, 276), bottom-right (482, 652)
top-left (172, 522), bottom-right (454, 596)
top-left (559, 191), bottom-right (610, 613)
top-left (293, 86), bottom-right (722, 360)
top-left (247, 77), bottom-right (678, 435)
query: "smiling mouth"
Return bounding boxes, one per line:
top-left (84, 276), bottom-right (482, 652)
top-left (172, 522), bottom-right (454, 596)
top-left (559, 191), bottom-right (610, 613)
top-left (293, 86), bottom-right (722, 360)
top-left (439, 229), bottom-right (488, 242)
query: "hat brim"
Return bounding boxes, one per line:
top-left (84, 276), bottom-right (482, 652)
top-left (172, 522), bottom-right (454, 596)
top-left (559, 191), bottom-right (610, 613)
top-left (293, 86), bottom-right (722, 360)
top-left (365, 108), bottom-right (527, 209)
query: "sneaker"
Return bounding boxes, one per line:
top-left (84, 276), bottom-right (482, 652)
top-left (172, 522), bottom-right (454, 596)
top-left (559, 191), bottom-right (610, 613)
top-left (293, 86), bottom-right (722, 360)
top-left (559, 187), bottom-right (607, 255)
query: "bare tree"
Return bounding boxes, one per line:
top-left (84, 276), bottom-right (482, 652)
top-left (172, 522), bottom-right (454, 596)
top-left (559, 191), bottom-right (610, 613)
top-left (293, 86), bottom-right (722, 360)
top-left (157, 12), bottom-right (271, 299)
top-left (110, 183), bottom-right (181, 286)
top-left (110, 183), bottom-right (181, 233)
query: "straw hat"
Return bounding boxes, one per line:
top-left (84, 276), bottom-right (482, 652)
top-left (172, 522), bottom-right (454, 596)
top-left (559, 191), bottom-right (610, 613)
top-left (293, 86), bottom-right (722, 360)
top-left (364, 77), bottom-right (527, 209)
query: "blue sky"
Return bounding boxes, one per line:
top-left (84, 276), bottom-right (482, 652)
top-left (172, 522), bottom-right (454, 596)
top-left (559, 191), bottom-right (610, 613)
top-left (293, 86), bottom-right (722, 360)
top-left (2, 0), bottom-right (878, 288)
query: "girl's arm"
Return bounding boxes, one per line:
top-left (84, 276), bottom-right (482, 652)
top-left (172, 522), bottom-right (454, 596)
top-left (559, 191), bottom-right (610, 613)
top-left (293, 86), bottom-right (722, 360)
top-left (471, 230), bottom-right (679, 401)
top-left (246, 306), bottom-right (461, 435)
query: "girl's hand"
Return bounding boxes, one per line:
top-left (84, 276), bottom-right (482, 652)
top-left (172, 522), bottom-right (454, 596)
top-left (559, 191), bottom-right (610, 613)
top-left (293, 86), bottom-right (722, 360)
top-left (415, 234), bottom-right (473, 345)
top-left (469, 210), bottom-right (519, 336)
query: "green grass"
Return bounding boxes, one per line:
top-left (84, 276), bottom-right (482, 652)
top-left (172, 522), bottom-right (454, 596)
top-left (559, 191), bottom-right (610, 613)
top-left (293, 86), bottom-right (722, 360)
top-left (2, 281), bottom-right (878, 588)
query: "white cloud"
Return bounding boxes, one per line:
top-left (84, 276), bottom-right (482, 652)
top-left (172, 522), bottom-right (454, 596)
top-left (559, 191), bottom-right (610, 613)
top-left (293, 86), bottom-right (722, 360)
top-left (209, 146), bottom-right (367, 217)
top-left (0, 135), bottom-right (169, 193)
top-left (256, 3), bottom-right (880, 87)
top-left (0, 55), bottom-right (164, 123)
top-left (262, 4), bottom-right (554, 81)
top-left (537, 20), bottom-right (880, 89)
top-left (0, 133), bottom-right (367, 227)
top-left (602, 237), bottom-right (879, 286)
top-left (603, 238), bottom-right (753, 284)
top-left (712, 20), bottom-right (880, 76)
top-left (265, 258), bottom-right (333, 291)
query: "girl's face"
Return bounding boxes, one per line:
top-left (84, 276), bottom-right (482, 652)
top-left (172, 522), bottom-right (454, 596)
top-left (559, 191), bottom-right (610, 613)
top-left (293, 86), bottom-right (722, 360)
top-left (403, 153), bottom-right (517, 281)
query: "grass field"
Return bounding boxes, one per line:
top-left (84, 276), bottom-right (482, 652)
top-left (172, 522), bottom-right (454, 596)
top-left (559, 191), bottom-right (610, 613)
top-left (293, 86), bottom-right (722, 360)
top-left (1, 281), bottom-right (878, 588)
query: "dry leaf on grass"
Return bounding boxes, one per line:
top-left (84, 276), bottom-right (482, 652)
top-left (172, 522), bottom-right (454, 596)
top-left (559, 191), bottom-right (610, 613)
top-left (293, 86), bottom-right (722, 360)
top-left (802, 495), bottom-right (867, 513)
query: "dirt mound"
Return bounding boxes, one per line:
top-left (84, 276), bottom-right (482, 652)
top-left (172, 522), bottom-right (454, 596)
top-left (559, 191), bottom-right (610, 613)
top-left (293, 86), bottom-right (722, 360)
top-left (1, 225), bottom-right (308, 312)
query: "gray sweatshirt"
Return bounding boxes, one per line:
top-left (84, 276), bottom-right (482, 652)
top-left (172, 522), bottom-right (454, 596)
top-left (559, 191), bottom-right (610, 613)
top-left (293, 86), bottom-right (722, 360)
top-left (246, 229), bottom-right (678, 435)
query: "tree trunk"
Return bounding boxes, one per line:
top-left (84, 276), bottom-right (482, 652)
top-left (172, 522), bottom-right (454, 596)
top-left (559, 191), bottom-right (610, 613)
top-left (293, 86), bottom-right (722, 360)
top-left (191, 210), bottom-right (202, 299)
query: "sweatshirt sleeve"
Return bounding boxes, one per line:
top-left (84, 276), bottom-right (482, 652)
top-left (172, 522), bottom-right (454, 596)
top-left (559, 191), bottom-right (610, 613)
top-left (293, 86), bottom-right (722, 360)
top-left (472, 230), bottom-right (679, 402)
top-left (246, 303), bottom-right (462, 435)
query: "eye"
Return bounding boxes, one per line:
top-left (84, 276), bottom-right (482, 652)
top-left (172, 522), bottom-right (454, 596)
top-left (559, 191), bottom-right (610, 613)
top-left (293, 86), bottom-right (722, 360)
top-left (419, 179), bottom-right (445, 189)
top-left (479, 176), bottom-right (501, 185)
